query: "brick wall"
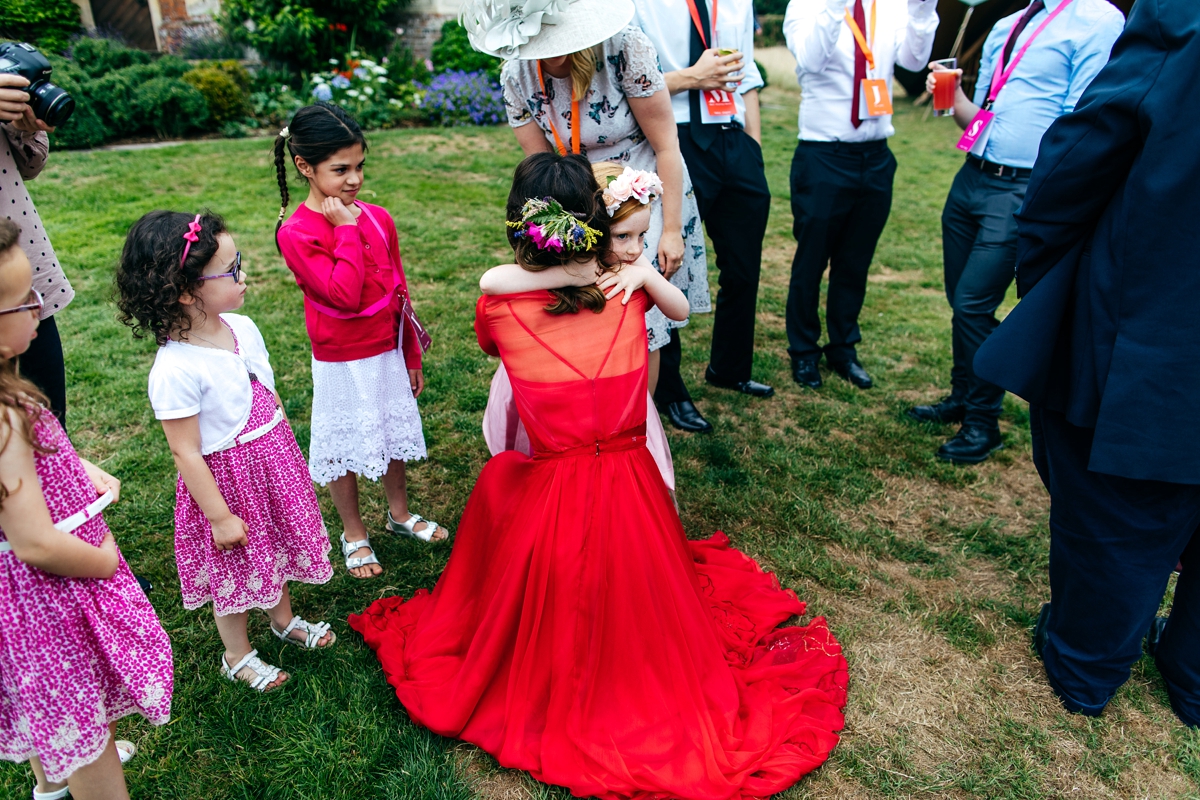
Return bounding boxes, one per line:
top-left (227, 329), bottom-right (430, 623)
top-left (396, 12), bottom-right (456, 59)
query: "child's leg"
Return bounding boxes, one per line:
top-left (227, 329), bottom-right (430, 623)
top-left (214, 609), bottom-right (287, 689)
top-left (63, 737), bottom-right (129, 800)
top-left (648, 348), bottom-right (662, 398)
top-left (267, 584), bottom-right (334, 647)
top-left (383, 460), bottom-right (448, 540)
top-left (327, 472), bottom-right (382, 577)
top-left (29, 755), bottom-right (67, 796)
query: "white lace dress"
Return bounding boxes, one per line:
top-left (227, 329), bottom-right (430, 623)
top-left (501, 25), bottom-right (710, 352)
top-left (308, 323), bottom-right (427, 485)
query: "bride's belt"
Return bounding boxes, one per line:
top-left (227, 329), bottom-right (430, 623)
top-left (533, 431), bottom-right (648, 461)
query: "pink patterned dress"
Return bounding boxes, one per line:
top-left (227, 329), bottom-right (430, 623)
top-left (0, 412), bottom-right (173, 783)
top-left (173, 331), bottom-right (332, 615)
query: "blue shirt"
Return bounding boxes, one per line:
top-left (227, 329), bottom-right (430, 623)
top-left (972, 0), bottom-right (1124, 169)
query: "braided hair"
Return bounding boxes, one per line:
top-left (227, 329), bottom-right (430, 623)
top-left (273, 102), bottom-right (368, 250)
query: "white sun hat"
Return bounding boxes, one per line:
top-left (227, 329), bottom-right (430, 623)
top-left (461, 0), bottom-right (636, 61)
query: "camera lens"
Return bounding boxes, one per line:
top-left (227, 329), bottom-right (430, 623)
top-left (30, 82), bottom-right (75, 127)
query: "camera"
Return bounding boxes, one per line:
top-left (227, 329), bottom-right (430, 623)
top-left (0, 42), bottom-right (75, 127)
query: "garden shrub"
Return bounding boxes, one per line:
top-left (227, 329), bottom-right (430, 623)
top-left (753, 0), bottom-right (789, 15)
top-left (210, 60), bottom-right (252, 93)
top-left (86, 58), bottom-right (192, 136)
top-left (184, 67), bottom-right (248, 124)
top-left (430, 21), bottom-right (501, 82)
top-left (219, 0), bottom-right (414, 75)
top-left (177, 32), bottom-right (244, 60)
top-left (0, 0), bottom-right (81, 56)
top-left (420, 70), bottom-right (505, 127)
top-left (755, 15), bottom-right (785, 48)
top-left (386, 42), bottom-right (431, 85)
top-left (44, 55), bottom-right (108, 149)
top-left (133, 77), bottom-right (210, 138)
top-left (68, 36), bottom-right (153, 78)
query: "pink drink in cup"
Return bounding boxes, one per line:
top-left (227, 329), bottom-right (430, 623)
top-left (931, 58), bottom-right (957, 117)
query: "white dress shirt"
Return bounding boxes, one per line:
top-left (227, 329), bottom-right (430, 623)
top-left (784, 0), bottom-right (938, 141)
top-left (632, 0), bottom-right (765, 127)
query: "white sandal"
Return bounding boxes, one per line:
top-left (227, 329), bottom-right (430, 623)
top-left (220, 649), bottom-right (286, 692)
top-left (340, 533), bottom-right (381, 575)
top-left (271, 615), bottom-right (336, 650)
top-left (115, 739), bottom-right (136, 764)
top-left (33, 787), bottom-right (69, 800)
top-left (386, 511), bottom-right (446, 542)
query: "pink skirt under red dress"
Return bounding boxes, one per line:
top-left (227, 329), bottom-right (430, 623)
top-left (174, 379), bottom-right (332, 615)
top-left (0, 412), bottom-right (173, 783)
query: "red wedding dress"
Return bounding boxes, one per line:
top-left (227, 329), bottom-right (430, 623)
top-left (349, 290), bottom-right (848, 799)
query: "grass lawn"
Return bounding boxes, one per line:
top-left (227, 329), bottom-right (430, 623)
top-left (4, 48), bottom-right (1198, 799)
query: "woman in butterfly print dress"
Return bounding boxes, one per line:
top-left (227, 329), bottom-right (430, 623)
top-left (500, 25), bottom-right (709, 368)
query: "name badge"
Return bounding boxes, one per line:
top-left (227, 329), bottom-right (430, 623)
top-left (703, 88), bottom-right (737, 117)
top-left (862, 79), bottom-right (892, 117)
top-left (957, 108), bottom-right (995, 152)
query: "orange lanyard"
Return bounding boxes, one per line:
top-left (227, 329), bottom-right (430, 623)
top-left (685, 0), bottom-right (717, 50)
top-left (844, 0), bottom-right (877, 73)
top-left (536, 61), bottom-right (581, 156)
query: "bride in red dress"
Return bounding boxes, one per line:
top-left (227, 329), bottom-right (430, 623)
top-left (349, 154), bottom-right (848, 799)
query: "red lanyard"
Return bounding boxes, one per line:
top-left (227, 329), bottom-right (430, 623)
top-left (987, 0), bottom-right (1076, 106)
top-left (685, 0), bottom-right (717, 50)
top-left (536, 61), bottom-right (581, 156)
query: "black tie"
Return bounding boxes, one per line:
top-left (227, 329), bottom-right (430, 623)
top-left (1002, 0), bottom-right (1046, 68)
top-left (688, 0), bottom-right (717, 151)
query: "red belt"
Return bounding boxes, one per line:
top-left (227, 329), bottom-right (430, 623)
top-left (534, 433), bottom-right (647, 460)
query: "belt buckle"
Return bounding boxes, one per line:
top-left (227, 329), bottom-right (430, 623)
top-left (995, 163), bottom-right (1006, 178)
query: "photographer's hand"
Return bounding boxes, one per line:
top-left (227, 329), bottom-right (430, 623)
top-left (0, 75), bottom-right (51, 133)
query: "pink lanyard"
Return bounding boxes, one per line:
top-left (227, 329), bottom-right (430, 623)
top-left (985, 0), bottom-right (1077, 108)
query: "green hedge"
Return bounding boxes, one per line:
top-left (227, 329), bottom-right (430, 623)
top-left (0, 0), bottom-right (82, 55)
top-left (430, 21), bottom-right (502, 82)
top-left (755, 14), bottom-right (785, 48)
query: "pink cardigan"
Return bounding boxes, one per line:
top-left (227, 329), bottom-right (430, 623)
top-left (277, 202), bottom-right (422, 367)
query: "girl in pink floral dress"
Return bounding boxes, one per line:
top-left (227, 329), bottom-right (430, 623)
top-left (0, 218), bottom-right (173, 799)
top-left (116, 210), bottom-right (335, 694)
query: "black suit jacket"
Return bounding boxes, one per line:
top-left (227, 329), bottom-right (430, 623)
top-left (975, 0), bottom-right (1200, 483)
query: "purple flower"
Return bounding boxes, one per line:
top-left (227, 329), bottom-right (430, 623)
top-left (331, 74), bottom-right (351, 89)
top-left (354, 67), bottom-right (369, 80)
top-left (312, 83), bottom-right (333, 101)
top-left (417, 70), bottom-right (505, 127)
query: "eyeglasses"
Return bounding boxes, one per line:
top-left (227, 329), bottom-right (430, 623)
top-left (0, 289), bottom-right (43, 316)
top-left (196, 252), bottom-right (242, 283)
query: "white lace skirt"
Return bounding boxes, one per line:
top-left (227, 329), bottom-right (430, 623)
top-left (308, 344), bottom-right (427, 485)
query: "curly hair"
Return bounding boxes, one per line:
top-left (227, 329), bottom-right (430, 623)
top-left (0, 219), bottom-right (54, 509)
top-left (273, 102), bottom-right (367, 250)
top-left (115, 210), bottom-right (228, 346)
top-left (506, 152), bottom-right (613, 315)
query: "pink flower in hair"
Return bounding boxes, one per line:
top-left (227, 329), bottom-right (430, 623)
top-left (545, 235), bottom-right (564, 252)
top-left (603, 167), bottom-right (664, 216)
top-left (528, 223), bottom-right (547, 247)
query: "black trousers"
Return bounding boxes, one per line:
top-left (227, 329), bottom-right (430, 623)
top-left (17, 313), bottom-right (66, 426)
top-left (941, 163), bottom-right (1028, 428)
top-left (786, 139), bottom-right (895, 366)
top-left (1031, 406), bottom-right (1199, 726)
top-left (655, 125), bottom-right (771, 406)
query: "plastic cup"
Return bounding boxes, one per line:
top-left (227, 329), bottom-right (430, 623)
top-left (931, 58), bottom-right (957, 117)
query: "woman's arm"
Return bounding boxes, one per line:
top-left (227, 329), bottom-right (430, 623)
top-left (626, 92), bottom-right (686, 279)
top-left (160, 416), bottom-right (249, 550)
top-left (479, 261), bottom-right (598, 295)
top-left (513, 122), bottom-right (555, 156)
top-left (597, 257), bottom-right (690, 321)
top-left (0, 411), bottom-right (119, 578)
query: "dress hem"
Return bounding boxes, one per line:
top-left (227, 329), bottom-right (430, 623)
top-left (181, 565), bottom-right (334, 616)
top-left (0, 706), bottom-right (170, 784)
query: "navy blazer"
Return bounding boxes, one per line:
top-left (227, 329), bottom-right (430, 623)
top-left (975, 0), bottom-right (1200, 483)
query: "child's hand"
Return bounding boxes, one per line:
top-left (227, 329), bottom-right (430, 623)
top-left (97, 532), bottom-right (120, 579)
top-left (321, 196), bottom-right (357, 227)
top-left (409, 369), bottom-right (425, 398)
top-left (79, 458), bottom-right (121, 504)
top-left (597, 256), bottom-right (657, 305)
top-left (211, 514), bottom-right (250, 550)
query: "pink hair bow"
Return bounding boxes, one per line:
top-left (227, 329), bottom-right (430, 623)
top-left (181, 214), bottom-right (202, 265)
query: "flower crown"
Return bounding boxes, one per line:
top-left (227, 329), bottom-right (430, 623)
top-left (506, 196), bottom-right (601, 254)
top-left (602, 168), bottom-right (663, 216)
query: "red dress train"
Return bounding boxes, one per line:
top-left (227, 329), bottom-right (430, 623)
top-left (349, 291), bottom-right (848, 800)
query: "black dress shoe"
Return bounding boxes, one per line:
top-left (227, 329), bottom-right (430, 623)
top-left (908, 396), bottom-right (966, 424)
top-left (829, 359), bottom-right (873, 389)
top-left (135, 574), bottom-right (153, 594)
top-left (1146, 616), bottom-right (1168, 657)
top-left (704, 367), bottom-right (775, 398)
top-left (937, 424), bottom-right (1003, 464)
top-left (791, 359), bottom-right (822, 389)
top-left (1033, 602), bottom-right (1050, 660)
top-left (662, 401), bottom-right (713, 434)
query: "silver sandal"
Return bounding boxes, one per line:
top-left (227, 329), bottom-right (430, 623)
top-left (340, 533), bottom-right (381, 576)
top-left (386, 511), bottom-right (446, 542)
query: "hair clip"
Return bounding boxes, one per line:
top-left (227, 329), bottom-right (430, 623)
top-left (280, 126), bottom-right (291, 139)
top-left (180, 214), bottom-right (202, 266)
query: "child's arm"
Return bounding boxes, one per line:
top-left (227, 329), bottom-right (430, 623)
top-left (160, 416), bottom-right (249, 550)
top-left (79, 458), bottom-right (121, 503)
top-left (0, 410), bottom-right (120, 578)
top-left (479, 260), bottom-right (598, 295)
top-left (597, 257), bottom-right (690, 321)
